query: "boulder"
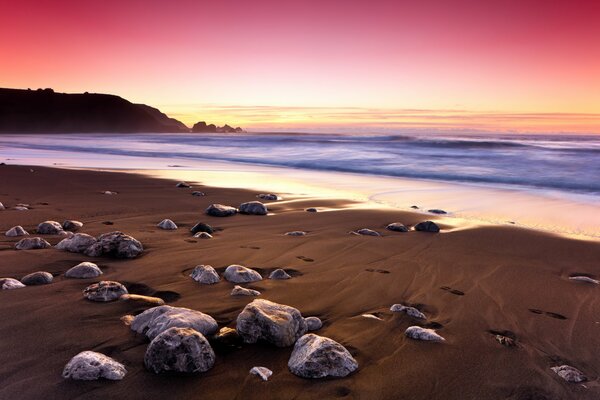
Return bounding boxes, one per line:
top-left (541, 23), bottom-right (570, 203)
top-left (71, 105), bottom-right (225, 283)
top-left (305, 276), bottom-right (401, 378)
top-left (231, 285), bottom-right (261, 296)
top-left (285, 231), bottom-right (306, 236)
top-left (84, 231), bottom-right (143, 258)
top-left (65, 262), bottom-right (103, 279)
top-left (250, 366), bottom-right (273, 381)
top-left (62, 220), bottom-right (84, 231)
top-left (189, 265), bottom-right (220, 284)
top-left (0, 278), bottom-right (26, 290)
top-left (390, 304), bottom-right (426, 319)
top-left (37, 221), bottom-right (64, 234)
top-left (83, 281), bottom-right (128, 302)
top-left (236, 299), bottom-right (307, 347)
top-left (5, 225), bottom-right (29, 237)
top-left (120, 294), bottom-right (165, 305)
top-left (352, 228), bottom-right (380, 236)
top-left (21, 271), bottom-right (53, 285)
top-left (144, 327), bottom-right (215, 374)
top-left (257, 194), bottom-right (279, 201)
top-left (551, 365), bottom-right (587, 383)
top-left (206, 204), bottom-right (237, 217)
top-left (386, 222), bottom-right (409, 232)
top-left (414, 221), bottom-right (440, 233)
top-left (157, 219), bottom-right (177, 230)
top-left (305, 317), bottom-right (323, 331)
top-left (223, 265), bottom-right (262, 283)
top-left (288, 334), bottom-right (358, 378)
top-left (130, 305), bottom-right (218, 340)
top-left (404, 326), bottom-right (445, 342)
top-left (194, 232), bottom-right (213, 239)
top-left (56, 233), bottom-right (97, 253)
top-left (15, 237), bottom-right (51, 250)
top-left (239, 201), bottom-right (268, 215)
top-left (190, 222), bottom-right (213, 234)
top-left (62, 351), bottom-right (126, 381)
top-left (269, 269), bottom-right (291, 280)
top-left (176, 181), bottom-right (191, 188)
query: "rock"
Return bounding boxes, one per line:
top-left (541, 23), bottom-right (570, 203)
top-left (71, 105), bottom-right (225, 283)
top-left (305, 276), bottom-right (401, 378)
top-left (191, 191), bottom-right (205, 196)
top-left (428, 209), bottom-right (447, 214)
top-left (36, 221), bottom-right (64, 234)
top-left (288, 334), bottom-right (358, 378)
top-left (410, 205), bottom-right (419, 209)
top-left (120, 294), bottom-right (165, 305)
top-left (212, 327), bottom-right (242, 348)
top-left (390, 304), bottom-right (426, 319)
top-left (83, 281), bottom-right (128, 302)
top-left (102, 191), bottom-right (117, 195)
top-left (551, 365), bottom-right (587, 383)
top-left (414, 221), bottom-right (440, 233)
top-left (56, 233), bottom-right (97, 253)
top-left (250, 366), bottom-right (273, 381)
top-left (190, 265), bottom-right (220, 284)
top-left (257, 194), bottom-right (279, 201)
top-left (231, 285), bottom-right (261, 296)
top-left (352, 228), bottom-right (381, 236)
top-left (176, 181), bottom-right (191, 188)
top-left (21, 271), bottom-right (53, 285)
top-left (157, 219), bottom-right (177, 230)
top-left (285, 231), bottom-right (306, 236)
top-left (194, 232), bottom-right (213, 239)
top-left (0, 278), bottom-right (26, 290)
top-left (62, 351), bottom-right (126, 381)
top-left (569, 276), bottom-right (599, 284)
top-left (15, 237), bottom-right (51, 250)
top-left (223, 265), bottom-right (262, 283)
top-left (236, 299), bottom-right (307, 347)
top-left (58, 230), bottom-right (74, 237)
top-left (0, 201), bottom-right (4, 210)
top-left (386, 222), bottom-right (409, 232)
top-left (239, 201), bottom-right (268, 215)
top-left (144, 327), bottom-right (215, 374)
top-left (305, 317), bottom-right (322, 331)
top-left (5, 225), bottom-right (29, 237)
top-left (190, 222), bottom-right (214, 234)
top-left (130, 305), bottom-right (218, 340)
top-left (14, 206), bottom-right (29, 211)
top-left (269, 269), bottom-right (291, 280)
top-left (206, 203), bottom-right (237, 217)
top-left (495, 335), bottom-right (517, 347)
top-left (361, 313), bottom-right (383, 320)
top-left (404, 326), bottom-right (445, 342)
top-left (84, 231), bottom-right (143, 258)
top-left (65, 262), bottom-right (103, 279)
top-left (305, 208), bottom-right (318, 212)
top-left (62, 220), bottom-right (83, 231)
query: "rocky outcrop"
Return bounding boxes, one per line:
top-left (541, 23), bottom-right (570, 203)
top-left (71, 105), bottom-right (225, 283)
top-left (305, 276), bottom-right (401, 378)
top-left (56, 233), bottom-right (97, 253)
top-left (288, 334), bottom-right (358, 378)
top-left (192, 121), bottom-right (244, 133)
top-left (190, 265), bottom-right (220, 284)
top-left (223, 265), bottom-right (262, 283)
top-left (62, 351), bottom-right (126, 380)
top-left (15, 237), bottom-right (51, 250)
top-left (206, 204), bottom-right (237, 217)
top-left (21, 271), bottom-right (53, 285)
top-left (239, 201), bottom-right (268, 215)
top-left (83, 281), bottom-right (128, 302)
top-left (65, 262), bottom-right (103, 278)
top-left (84, 231), bottom-right (143, 258)
top-left (130, 305), bottom-right (218, 340)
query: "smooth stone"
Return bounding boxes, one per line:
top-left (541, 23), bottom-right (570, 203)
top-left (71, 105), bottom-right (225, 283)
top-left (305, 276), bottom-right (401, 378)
top-left (191, 191), bottom-right (205, 196)
top-left (414, 221), bottom-right (440, 233)
top-left (305, 317), bottom-right (322, 331)
top-left (428, 209), bottom-right (447, 214)
top-left (21, 271), bottom-right (53, 285)
top-left (405, 326), bottom-right (445, 342)
top-left (14, 206), bottom-right (29, 210)
top-left (157, 219), bottom-right (178, 230)
top-left (569, 276), bottom-right (599, 284)
top-left (269, 269), bottom-right (291, 280)
top-left (175, 181), bottom-right (191, 188)
top-left (386, 222), bottom-right (409, 232)
top-left (62, 351), bottom-right (126, 381)
top-left (190, 222), bottom-right (214, 234)
top-left (239, 201), bottom-right (268, 215)
top-left (5, 225), bottom-right (29, 237)
top-left (288, 334), bottom-right (358, 378)
top-left (353, 228), bottom-right (381, 236)
top-left (361, 313), bottom-right (383, 320)
top-left (257, 193), bottom-right (279, 201)
top-left (120, 294), bottom-right (165, 305)
top-left (84, 231), bottom-right (143, 258)
top-left (223, 265), bottom-right (262, 283)
top-left (56, 233), bottom-right (97, 253)
top-left (236, 299), bottom-right (307, 347)
top-left (285, 231), bottom-right (306, 236)
top-left (194, 232), bottom-right (213, 239)
top-left (390, 304), bottom-right (426, 319)
top-left (37, 221), bottom-right (64, 234)
top-left (15, 237), bottom-right (51, 250)
top-left (102, 191), bottom-right (117, 195)
top-left (130, 305), bottom-right (218, 340)
top-left (83, 281), bottom-right (128, 302)
top-left (206, 203), bottom-right (237, 217)
top-left (305, 208), bottom-right (318, 212)
top-left (65, 262), bottom-right (103, 279)
top-left (62, 220), bottom-right (84, 231)
top-left (231, 285), bottom-right (261, 296)
top-left (0, 278), bottom-right (26, 290)
top-left (551, 365), bottom-right (587, 383)
top-left (250, 366), bottom-right (273, 381)
top-left (145, 327), bottom-right (215, 374)
top-left (190, 265), bottom-right (220, 284)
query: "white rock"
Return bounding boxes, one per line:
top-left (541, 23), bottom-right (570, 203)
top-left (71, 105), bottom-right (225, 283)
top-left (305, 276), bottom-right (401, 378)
top-left (223, 265), bottom-right (262, 283)
top-left (551, 365), bottom-right (587, 383)
top-left (14, 206), bottom-right (28, 211)
top-left (102, 191), bottom-right (117, 195)
top-left (231, 285), bottom-right (261, 296)
top-left (285, 231), bottom-right (306, 236)
top-left (62, 351), bottom-right (126, 381)
top-left (390, 304), bottom-right (426, 319)
top-left (130, 305), bottom-right (218, 340)
top-left (569, 276), bottom-right (599, 285)
top-left (405, 326), bottom-right (445, 342)
top-left (157, 219), bottom-right (178, 230)
top-left (288, 334), bottom-right (358, 378)
top-left (190, 265), bottom-right (220, 284)
top-left (0, 278), bottom-right (26, 290)
top-left (56, 233), bottom-right (97, 253)
top-left (193, 232), bottom-right (213, 239)
top-left (0, 201), bottom-right (4, 210)
top-left (250, 366), bottom-right (273, 381)
top-left (5, 225), bottom-right (29, 237)
top-left (65, 262), bottom-right (103, 279)
top-left (15, 237), bottom-right (51, 250)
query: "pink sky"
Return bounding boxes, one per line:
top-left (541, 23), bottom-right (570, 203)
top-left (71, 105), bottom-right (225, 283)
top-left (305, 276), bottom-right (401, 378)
top-left (1, 0), bottom-right (599, 132)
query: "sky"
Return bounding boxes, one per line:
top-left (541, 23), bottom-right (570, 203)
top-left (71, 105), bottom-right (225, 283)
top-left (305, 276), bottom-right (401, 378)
top-left (1, 0), bottom-right (599, 133)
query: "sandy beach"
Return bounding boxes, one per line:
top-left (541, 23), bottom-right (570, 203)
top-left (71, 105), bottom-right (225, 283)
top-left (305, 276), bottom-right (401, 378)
top-left (0, 164), bottom-right (599, 399)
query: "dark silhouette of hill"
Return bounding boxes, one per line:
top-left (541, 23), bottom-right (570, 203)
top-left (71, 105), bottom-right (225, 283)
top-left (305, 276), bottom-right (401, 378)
top-left (0, 88), bottom-right (189, 133)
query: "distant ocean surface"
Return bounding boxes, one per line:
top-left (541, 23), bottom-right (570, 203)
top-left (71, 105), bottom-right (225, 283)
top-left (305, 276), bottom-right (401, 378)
top-left (1, 132), bottom-right (600, 196)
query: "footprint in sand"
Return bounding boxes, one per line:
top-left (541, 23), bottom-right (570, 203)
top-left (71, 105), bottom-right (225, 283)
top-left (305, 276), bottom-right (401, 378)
top-left (297, 256), bottom-right (314, 262)
top-left (366, 268), bottom-right (390, 274)
top-left (440, 286), bottom-right (465, 296)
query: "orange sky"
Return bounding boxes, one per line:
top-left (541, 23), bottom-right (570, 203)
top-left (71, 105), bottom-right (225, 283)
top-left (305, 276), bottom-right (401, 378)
top-left (1, 0), bottom-right (599, 133)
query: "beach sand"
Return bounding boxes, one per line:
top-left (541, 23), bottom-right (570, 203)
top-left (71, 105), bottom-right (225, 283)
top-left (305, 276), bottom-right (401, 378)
top-left (0, 164), bottom-right (599, 399)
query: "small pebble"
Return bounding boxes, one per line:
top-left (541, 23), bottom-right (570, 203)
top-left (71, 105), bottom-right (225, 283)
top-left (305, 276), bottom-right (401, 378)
top-left (250, 366), bottom-right (273, 381)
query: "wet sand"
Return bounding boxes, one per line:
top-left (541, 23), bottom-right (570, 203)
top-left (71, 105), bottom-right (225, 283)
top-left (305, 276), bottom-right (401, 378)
top-left (0, 164), bottom-right (599, 399)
